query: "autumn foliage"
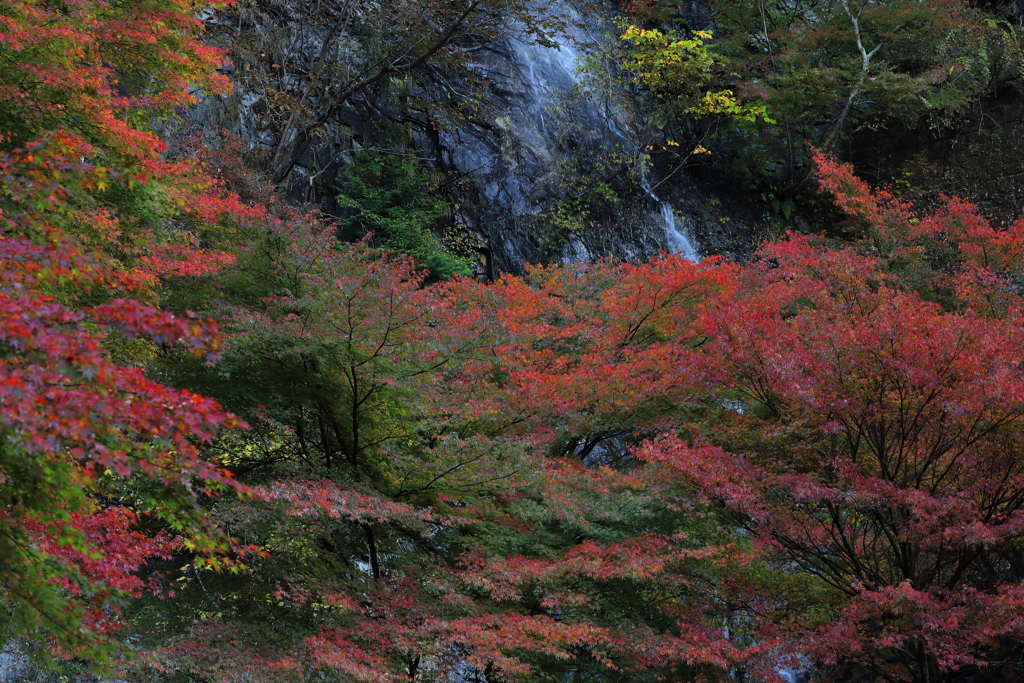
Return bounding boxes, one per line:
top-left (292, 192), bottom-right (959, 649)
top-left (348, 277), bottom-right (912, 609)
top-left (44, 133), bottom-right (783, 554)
top-left (140, 148), bottom-right (1024, 681)
top-left (0, 0), bottom-right (248, 657)
top-left (5, 1), bottom-right (1024, 682)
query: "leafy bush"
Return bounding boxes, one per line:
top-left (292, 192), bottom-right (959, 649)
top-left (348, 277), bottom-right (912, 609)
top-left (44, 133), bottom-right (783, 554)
top-left (337, 151), bottom-right (474, 279)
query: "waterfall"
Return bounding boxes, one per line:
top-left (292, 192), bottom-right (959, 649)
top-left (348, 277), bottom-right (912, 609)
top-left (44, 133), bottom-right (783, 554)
top-left (660, 204), bottom-right (701, 262)
top-left (509, 4), bottom-right (701, 263)
top-left (439, 0), bottom-right (702, 272)
top-left (507, 5), bottom-right (596, 163)
top-left (635, 169), bottom-right (703, 263)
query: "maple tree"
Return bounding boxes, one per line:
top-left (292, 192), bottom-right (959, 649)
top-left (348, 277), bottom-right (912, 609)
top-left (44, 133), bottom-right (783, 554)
top-left (6, 1), bottom-right (1024, 681)
top-left (625, 153), bottom-right (1024, 682)
top-left (135, 211), bottom-right (773, 681)
top-left (0, 136), bottom-right (244, 658)
top-left (0, 0), bottom-right (229, 157)
top-left (0, 0), bottom-right (256, 659)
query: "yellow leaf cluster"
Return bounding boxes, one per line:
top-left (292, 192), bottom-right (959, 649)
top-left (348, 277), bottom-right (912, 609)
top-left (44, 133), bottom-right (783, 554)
top-left (620, 24), bottom-right (773, 126)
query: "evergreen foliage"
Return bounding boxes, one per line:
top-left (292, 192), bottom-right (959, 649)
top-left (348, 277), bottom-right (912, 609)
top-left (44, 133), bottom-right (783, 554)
top-left (336, 152), bottom-right (473, 279)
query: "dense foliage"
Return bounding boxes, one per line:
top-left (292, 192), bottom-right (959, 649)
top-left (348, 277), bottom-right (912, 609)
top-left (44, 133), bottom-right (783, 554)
top-left (4, 1), bottom-right (1024, 683)
top-left (0, 0), bottom-right (253, 657)
top-left (619, 0), bottom-right (1024, 190)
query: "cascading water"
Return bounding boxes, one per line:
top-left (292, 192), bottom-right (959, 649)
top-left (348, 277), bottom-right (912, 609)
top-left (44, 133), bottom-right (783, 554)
top-left (606, 115), bottom-right (700, 262)
top-left (651, 187), bottom-right (701, 263)
top-left (660, 205), bottom-right (701, 262)
top-left (507, 2), bottom-right (702, 263)
top-left (506, 4), bottom-right (597, 163)
top-left (437, 0), bottom-right (702, 272)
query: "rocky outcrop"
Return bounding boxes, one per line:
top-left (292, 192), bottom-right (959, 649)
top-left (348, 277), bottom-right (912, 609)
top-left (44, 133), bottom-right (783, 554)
top-left (188, 0), bottom-right (774, 276)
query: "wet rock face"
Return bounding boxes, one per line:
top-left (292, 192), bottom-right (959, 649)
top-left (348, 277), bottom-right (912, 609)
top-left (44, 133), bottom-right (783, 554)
top-left (431, 37), bottom-right (573, 271)
top-left (0, 646), bottom-right (31, 683)
top-left (191, 0), bottom-right (772, 275)
top-left (427, 1), bottom-right (674, 274)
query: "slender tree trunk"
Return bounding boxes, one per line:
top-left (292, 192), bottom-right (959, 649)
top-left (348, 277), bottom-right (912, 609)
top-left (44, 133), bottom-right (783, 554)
top-left (822, 0), bottom-right (885, 149)
top-left (268, 5), bottom-right (354, 183)
top-left (363, 523), bottom-right (381, 580)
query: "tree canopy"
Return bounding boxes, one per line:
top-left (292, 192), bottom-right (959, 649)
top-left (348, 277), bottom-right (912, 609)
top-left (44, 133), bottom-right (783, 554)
top-left (3, 0), bottom-right (1024, 682)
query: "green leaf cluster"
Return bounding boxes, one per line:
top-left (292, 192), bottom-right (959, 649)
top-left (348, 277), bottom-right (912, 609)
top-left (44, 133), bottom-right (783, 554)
top-left (336, 151), bottom-right (474, 280)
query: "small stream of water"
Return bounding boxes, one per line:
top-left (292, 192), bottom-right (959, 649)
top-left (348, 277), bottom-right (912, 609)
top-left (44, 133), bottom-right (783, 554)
top-left (508, 2), bottom-right (702, 262)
